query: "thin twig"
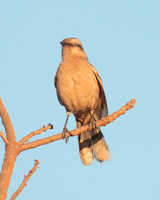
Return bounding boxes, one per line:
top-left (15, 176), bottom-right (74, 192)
top-left (0, 130), bottom-right (9, 144)
top-left (19, 124), bottom-right (53, 144)
top-left (10, 159), bottom-right (40, 200)
top-left (19, 99), bottom-right (136, 152)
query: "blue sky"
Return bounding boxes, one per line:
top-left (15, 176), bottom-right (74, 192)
top-left (0, 0), bottom-right (160, 199)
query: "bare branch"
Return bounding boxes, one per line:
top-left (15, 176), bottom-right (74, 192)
top-left (0, 130), bottom-right (8, 144)
top-left (97, 98), bottom-right (136, 127)
top-left (0, 98), bottom-right (18, 200)
top-left (0, 97), bottom-right (16, 142)
top-left (19, 124), bottom-right (53, 144)
top-left (10, 159), bottom-right (40, 200)
top-left (20, 99), bottom-right (136, 152)
top-left (0, 98), bottom-right (136, 200)
top-left (0, 145), bottom-right (19, 200)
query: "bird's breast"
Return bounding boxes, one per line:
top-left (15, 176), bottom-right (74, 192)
top-left (56, 61), bottom-right (99, 113)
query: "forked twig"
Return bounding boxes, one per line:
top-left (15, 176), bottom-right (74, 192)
top-left (0, 130), bottom-right (8, 144)
top-left (10, 159), bottom-right (40, 200)
top-left (19, 124), bottom-right (53, 144)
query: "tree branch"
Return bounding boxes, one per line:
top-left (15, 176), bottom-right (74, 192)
top-left (19, 99), bottom-right (136, 152)
top-left (0, 98), bottom-right (16, 142)
top-left (10, 159), bottom-right (40, 200)
top-left (0, 130), bottom-right (8, 144)
top-left (19, 124), bottom-right (53, 144)
top-left (0, 98), bottom-right (136, 200)
top-left (0, 98), bottom-right (18, 200)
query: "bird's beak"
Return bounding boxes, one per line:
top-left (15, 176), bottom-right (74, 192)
top-left (60, 41), bottom-right (64, 45)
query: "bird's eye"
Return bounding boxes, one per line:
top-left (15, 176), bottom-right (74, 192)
top-left (73, 43), bottom-right (77, 46)
top-left (72, 43), bottom-right (81, 48)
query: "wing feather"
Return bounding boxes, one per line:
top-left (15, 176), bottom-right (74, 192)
top-left (90, 65), bottom-right (108, 118)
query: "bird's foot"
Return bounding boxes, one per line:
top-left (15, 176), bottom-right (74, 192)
top-left (62, 127), bottom-right (73, 144)
top-left (87, 110), bottom-right (99, 131)
top-left (88, 119), bottom-right (98, 131)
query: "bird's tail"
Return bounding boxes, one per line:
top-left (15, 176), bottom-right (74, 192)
top-left (77, 121), bottom-right (110, 166)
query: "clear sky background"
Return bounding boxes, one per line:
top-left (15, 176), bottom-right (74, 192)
top-left (0, 0), bottom-right (160, 199)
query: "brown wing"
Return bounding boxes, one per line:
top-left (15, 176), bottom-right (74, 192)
top-left (90, 64), bottom-right (108, 118)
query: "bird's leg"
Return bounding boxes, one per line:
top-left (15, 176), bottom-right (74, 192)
top-left (63, 111), bottom-right (71, 143)
top-left (88, 110), bottom-right (98, 131)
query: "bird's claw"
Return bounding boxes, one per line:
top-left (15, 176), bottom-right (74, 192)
top-left (62, 127), bottom-right (73, 144)
top-left (88, 120), bottom-right (98, 131)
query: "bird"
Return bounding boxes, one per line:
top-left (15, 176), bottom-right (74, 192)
top-left (54, 38), bottom-right (110, 166)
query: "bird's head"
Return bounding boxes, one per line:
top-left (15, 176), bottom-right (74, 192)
top-left (60, 38), bottom-right (88, 60)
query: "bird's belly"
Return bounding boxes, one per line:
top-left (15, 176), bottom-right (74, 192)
top-left (56, 71), bottom-right (99, 113)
